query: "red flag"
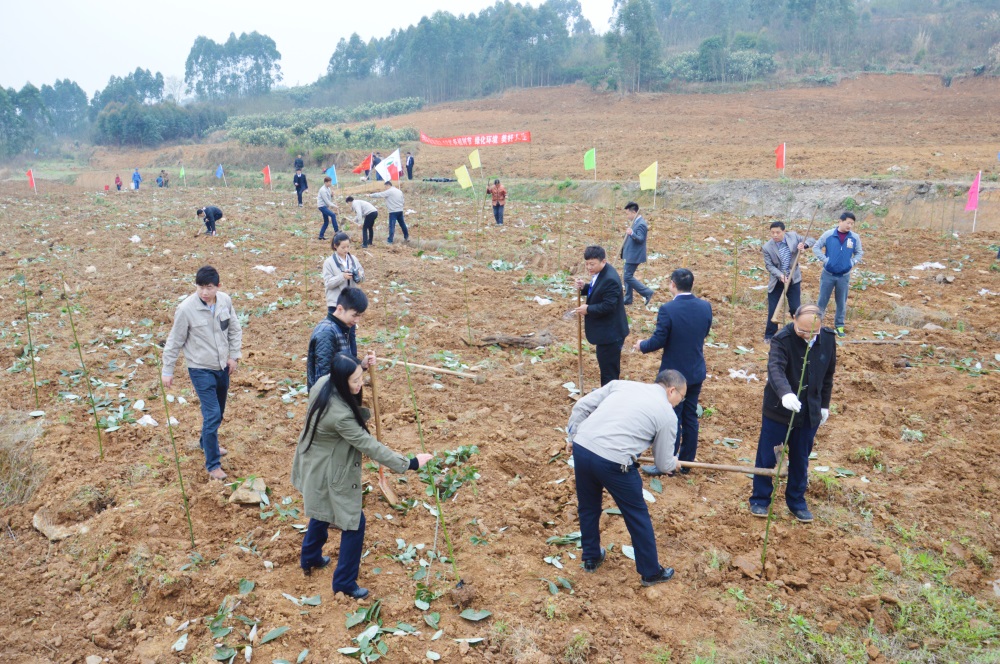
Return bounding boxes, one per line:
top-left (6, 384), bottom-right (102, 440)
top-left (965, 171), bottom-right (981, 211)
top-left (26, 169), bottom-right (35, 190)
top-left (388, 163), bottom-right (400, 181)
top-left (775, 143), bottom-right (785, 170)
top-left (261, 165), bottom-right (271, 184)
top-left (352, 154), bottom-right (373, 174)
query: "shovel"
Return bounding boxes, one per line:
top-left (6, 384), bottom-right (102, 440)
top-left (368, 364), bottom-right (400, 507)
top-left (638, 457), bottom-right (787, 477)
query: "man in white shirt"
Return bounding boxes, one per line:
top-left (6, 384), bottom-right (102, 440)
top-left (369, 181), bottom-right (409, 244)
top-left (345, 196), bottom-right (378, 248)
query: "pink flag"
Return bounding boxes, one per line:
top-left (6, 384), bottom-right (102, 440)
top-left (965, 171), bottom-right (981, 211)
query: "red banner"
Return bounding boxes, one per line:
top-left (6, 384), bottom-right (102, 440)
top-left (419, 131), bottom-right (531, 148)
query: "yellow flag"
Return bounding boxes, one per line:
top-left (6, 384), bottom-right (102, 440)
top-left (469, 149), bottom-right (481, 170)
top-left (639, 161), bottom-right (658, 191)
top-left (455, 165), bottom-right (473, 189)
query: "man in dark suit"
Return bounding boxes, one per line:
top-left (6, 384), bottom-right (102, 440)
top-left (633, 268), bottom-right (713, 474)
top-left (574, 245), bottom-right (629, 386)
top-left (405, 152), bottom-right (415, 180)
top-left (620, 201), bottom-right (655, 307)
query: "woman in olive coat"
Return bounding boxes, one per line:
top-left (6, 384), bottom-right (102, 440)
top-left (292, 353), bottom-right (431, 599)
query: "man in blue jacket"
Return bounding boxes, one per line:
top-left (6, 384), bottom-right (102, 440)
top-left (573, 245), bottom-right (630, 386)
top-left (633, 268), bottom-right (713, 475)
top-left (813, 212), bottom-right (864, 337)
top-left (620, 202), bottom-right (655, 307)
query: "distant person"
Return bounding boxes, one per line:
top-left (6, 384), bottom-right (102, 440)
top-left (132, 168), bottom-right (142, 190)
top-left (294, 154), bottom-right (305, 171)
top-left (762, 221), bottom-right (814, 343)
top-left (156, 175), bottom-right (164, 188)
top-left (162, 265), bottom-right (243, 481)
top-left (114, 174), bottom-right (122, 191)
top-left (294, 168), bottom-right (309, 207)
top-left (487, 179), bottom-right (507, 225)
top-left (621, 202), bottom-right (654, 307)
top-left (369, 180), bottom-right (408, 243)
top-left (371, 153), bottom-right (383, 181)
top-left (345, 196), bottom-right (378, 248)
top-left (573, 245), bottom-right (629, 386)
top-left (813, 212), bottom-right (864, 338)
top-left (405, 152), bottom-right (415, 180)
top-left (160, 169), bottom-right (170, 187)
top-left (196, 206), bottom-right (224, 236)
top-left (317, 176), bottom-right (338, 240)
top-left (308, 286), bottom-right (372, 390)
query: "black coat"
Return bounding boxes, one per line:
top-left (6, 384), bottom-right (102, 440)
top-left (580, 263), bottom-right (629, 345)
top-left (639, 294), bottom-right (713, 384)
top-left (293, 173), bottom-right (308, 191)
top-left (763, 324), bottom-right (836, 427)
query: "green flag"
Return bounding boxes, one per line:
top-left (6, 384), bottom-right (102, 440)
top-left (179, 165), bottom-right (185, 178)
top-left (583, 148), bottom-right (596, 171)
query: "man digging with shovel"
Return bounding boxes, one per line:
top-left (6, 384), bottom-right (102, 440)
top-left (749, 304), bottom-right (837, 523)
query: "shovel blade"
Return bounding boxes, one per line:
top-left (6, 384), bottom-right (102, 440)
top-left (378, 466), bottom-right (400, 507)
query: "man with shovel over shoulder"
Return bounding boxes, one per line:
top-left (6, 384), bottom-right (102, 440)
top-left (762, 221), bottom-right (815, 343)
top-left (748, 304), bottom-right (837, 523)
top-left (566, 369), bottom-right (687, 587)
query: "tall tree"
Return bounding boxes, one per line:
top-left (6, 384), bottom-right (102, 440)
top-left (40, 79), bottom-right (88, 136)
top-left (185, 32), bottom-right (282, 100)
top-left (606, 0), bottom-right (663, 92)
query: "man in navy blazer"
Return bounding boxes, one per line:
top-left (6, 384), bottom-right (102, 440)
top-left (574, 245), bottom-right (630, 386)
top-left (633, 268), bottom-right (713, 474)
top-left (620, 202), bottom-right (655, 307)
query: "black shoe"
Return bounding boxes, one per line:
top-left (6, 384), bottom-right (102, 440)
top-left (749, 504), bottom-right (768, 518)
top-left (302, 555), bottom-right (331, 576)
top-left (643, 293), bottom-right (654, 307)
top-left (641, 567), bottom-right (675, 587)
top-left (335, 586), bottom-right (369, 600)
top-left (583, 547), bottom-right (606, 573)
top-left (790, 508), bottom-right (814, 523)
top-left (318, 236), bottom-right (326, 241)
top-left (623, 299), bottom-right (633, 306)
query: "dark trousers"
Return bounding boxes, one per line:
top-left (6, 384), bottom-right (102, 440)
top-left (750, 415), bottom-right (819, 512)
top-left (573, 443), bottom-right (661, 578)
top-left (492, 204), bottom-right (504, 225)
top-left (300, 513), bottom-right (367, 593)
top-left (622, 262), bottom-right (653, 304)
top-left (387, 211), bottom-right (408, 242)
top-left (296, 189), bottom-right (304, 205)
top-left (765, 280), bottom-right (801, 339)
top-left (318, 207), bottom-right (338, 238)
top-left (406, 165), bottom-right (413, 180)
top-left (204, 219), bottom-right (217, 234)
top-left (594, 340), bottom-right (622, 386)
top-left (674, 381), bottom-right (703, 464)
top-left (188, 368), bottom-right (229, 472)
top-left (362, 211), bottom-right (377, 247)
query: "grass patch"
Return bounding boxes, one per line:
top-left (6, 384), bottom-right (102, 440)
top-left (0, 412), bottom-right (45, 508)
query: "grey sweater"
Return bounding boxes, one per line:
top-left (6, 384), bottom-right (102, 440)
top-left (370, 186), bottom-right (405, 213)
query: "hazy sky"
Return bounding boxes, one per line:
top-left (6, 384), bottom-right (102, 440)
top-left (1, 0), bottom-right (614, 96)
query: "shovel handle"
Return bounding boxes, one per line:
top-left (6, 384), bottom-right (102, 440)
top-left (638, 457), bottom-right (785, 477)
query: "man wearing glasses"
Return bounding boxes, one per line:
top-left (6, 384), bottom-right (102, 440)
top-left (632, 268), bottom-right (713, 476)
top-left (748, 304), bottom-right (837, 523)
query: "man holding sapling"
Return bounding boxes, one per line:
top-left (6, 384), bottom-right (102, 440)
top-left (748, 305), bottom-right (836, 523)
top-left (762, 221), bottom-right (815, 343)
top-left (162, 266), bottom-right (243, 481)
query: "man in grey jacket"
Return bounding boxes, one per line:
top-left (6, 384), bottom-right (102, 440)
top-left (762, 221), bottom-right (814, 342)
top-left (369, 180), bottom-right (408, 244)
top-left (620, 202), bottom-right (654, 307)
top-left (566, 369), bottom-right (687, 587)
top-left (162, 266), bottom-right (243, 480)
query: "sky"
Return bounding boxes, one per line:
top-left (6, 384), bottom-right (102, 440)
top-left (1, 0), bottom-right (614, 96)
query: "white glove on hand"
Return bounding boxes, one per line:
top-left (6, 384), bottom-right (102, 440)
top-left (781, 393), bottom-right (802, 413)
top-left (820, 408), bottom-right (829, 426)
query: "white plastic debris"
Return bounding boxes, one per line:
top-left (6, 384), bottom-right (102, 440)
top-left (728, 368), bottom-right (759, 382)
top-left (130, 235), bottom-right (141, 243)
top-left (253, 265), bottom-right (277, 274)
top-left (133, 399), bottom-right (145, 411)
top-left (224, 241), bottom-right (236, 249)
top-left (911, 262), bottom-right (946, 270)
top-left (562, 381), bottom-right (581, 395)
top-left (136, 414), bottom-right (158, 426)
top-left (533, 296), bottom-right (553, 306)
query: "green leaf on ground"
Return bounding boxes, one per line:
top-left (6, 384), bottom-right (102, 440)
top-left (459, 609), bottom-right (492, 621)
top-left (239, 578), bottom-right (255, 595)
top-left (260, 626), bottom-right (289, 645)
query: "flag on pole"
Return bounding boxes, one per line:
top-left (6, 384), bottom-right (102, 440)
top-left (179, 165), bottom-right (185, 178)
top-left (352, 153), bottom-right (373, 174)
top-left (965, 171), bottom-right (981, 211)
top-left (775, 143), bottom-right (786, 170)
top-left (325, 164), bottom-right (338, 185)
top-left (374, 149), bottom-right (402, 181)
top-left (455, 165), bottom-right (473, 189)
top-left (26, 169), bottom-right (35, 191)
top-left (215, 164), bottom-right (224, 179)
top-left (261, 165), bottom-right (271, 184)
top-left (639, 162), bottom-right (658, 191)
top-left (584, 148), bottom-right (596, 171)
top-left (469, 149), bottom-right (481, 170)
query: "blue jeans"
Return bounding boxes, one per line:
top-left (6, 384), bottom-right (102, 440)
top-left (493, 204), bottom-right (504, 225)
top-left (387, 211), bottom-right (408, 243)
top-left (765, 280), bottom-right (802, 339)
top-left (816, 270), bottom-right (850, 328)
top-left (573, 443), bottom-right (661, 578)
top-left (750, 415), bottom-right (819, 512)
top-left (188, 368), bottom-right (229, 472)
top-left (674, 381), bottom-right (702, 464)
top-left (622, 262), bottom-right (653, 304)
top-left (319, 208), bottom-right (338, 238)
top-left (300, 513), bottom-right (367, 593)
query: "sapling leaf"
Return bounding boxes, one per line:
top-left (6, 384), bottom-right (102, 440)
top-left (212, 646), bottom-right (236, 660)
top-left (424, 612), bottom-right (440, 629)
top-left (260, 626), bottom-right (289, 644)
top-left (415, 599), bottom-right (430, 611)
top-left (650, 478), bottom-right (663, 494)
top-left (427, 651), bottom-right (441, 661)
top-left (297, 648), bottom-right (309, 663)
top-left (172, 633), bottom-right (188, 652)
top-left (345, 610), bottom-right (367, 628)
top-left (432, 629), bottom-right (443, 640)
top-left (300, 595), bottom-right (321, 606)
top-left (239, 578), bottom-right (255, 595)
top-left (459, 609), bottom-right (492, 621)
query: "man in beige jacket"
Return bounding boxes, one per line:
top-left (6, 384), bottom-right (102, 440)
top-left (162, 266), bottom-right (243, 480)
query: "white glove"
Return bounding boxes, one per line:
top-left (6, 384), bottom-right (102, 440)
top-left (820, 408), bottom-right (829, 426)
top-left (781, 393), bottom-right (802, 413)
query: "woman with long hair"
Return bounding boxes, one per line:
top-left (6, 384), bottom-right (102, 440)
top-left (292, 353), bottom-right (431, 599)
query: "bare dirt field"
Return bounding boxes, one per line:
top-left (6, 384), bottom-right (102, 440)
top-left (2, 75), bottom-right (1000, 664)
